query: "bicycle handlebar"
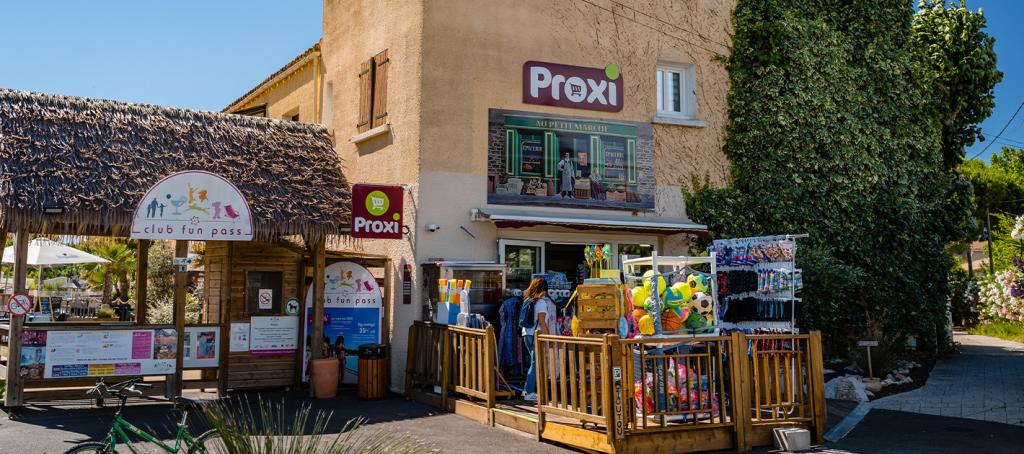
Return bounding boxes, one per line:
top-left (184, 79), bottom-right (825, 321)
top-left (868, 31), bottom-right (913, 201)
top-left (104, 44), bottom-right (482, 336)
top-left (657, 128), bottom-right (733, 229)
top-left (85, 377), bottom-right (150, 399)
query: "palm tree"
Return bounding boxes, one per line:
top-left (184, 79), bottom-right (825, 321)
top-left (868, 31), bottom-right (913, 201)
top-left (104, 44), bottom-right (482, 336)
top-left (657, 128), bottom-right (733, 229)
top-left (81, 242), bottom-right (137, 305)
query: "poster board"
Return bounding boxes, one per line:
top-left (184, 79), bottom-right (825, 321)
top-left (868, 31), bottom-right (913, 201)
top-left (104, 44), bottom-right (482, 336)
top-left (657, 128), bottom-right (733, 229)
top-left (303, 261), bottom-right (383, 384)
top-left (249, 316), bottom-right (299, 355)
top-left (19, 328), bottom-right (177, 379)
top-left (183, 326), bottom-right (219, 368)
top-left (229, 323), bottom-right (250, 352)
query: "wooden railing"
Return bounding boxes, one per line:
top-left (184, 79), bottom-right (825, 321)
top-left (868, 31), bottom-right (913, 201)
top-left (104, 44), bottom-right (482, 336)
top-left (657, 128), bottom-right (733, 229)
top-left (405, 321), bottom-right (449, 404)
top-left (449, 325), bottom-right (496, 407)
top-left (535, 334), bottom-right (619, 445)
top-left (619, 334), bottom-right (734, 431)
top-left (745, 332), bottom-right (826, 441)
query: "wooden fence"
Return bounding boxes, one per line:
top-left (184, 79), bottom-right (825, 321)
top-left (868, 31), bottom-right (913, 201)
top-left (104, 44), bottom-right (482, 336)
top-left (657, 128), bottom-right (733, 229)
top-left (405, 322), bottom-right (826, 453)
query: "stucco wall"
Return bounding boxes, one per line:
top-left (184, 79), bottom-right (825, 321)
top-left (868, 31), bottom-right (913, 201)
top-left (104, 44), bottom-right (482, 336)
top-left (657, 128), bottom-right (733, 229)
top-left (415, 0), bottom-right (734, 264)
top-left (233, 60), bottom-right (318, 122)
top-left (321, 0), bottom-right (425, 391)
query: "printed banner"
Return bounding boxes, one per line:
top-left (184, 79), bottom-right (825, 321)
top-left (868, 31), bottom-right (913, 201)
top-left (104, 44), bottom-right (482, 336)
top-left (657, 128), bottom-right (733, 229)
top-left (130, 170), bottom-right (253, 241)
top-left (249, 316), bottom-right (300, 355)
top-left (183, 326), bottom-right (219, 368)
top-left (19, 328), bottom-right (177, 379)
top-left (487, 109), bottom-right (654, 211)
top-left (303, 262), bottom-right (383, 384)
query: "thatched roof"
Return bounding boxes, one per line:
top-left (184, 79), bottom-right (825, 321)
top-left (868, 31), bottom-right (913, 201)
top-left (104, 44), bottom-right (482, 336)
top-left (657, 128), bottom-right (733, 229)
top-left (0, 88), bottom-right (350, 241)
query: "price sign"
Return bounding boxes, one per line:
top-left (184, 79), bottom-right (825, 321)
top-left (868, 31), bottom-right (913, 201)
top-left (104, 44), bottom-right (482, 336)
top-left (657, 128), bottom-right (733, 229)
top-left (8, 293), bottom-right (32, 316)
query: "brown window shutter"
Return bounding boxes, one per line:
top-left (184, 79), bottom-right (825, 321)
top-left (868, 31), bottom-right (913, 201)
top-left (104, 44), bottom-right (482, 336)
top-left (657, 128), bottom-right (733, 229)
top-left (357, 57), bottom-right (374, 132)
top-left (371, 49), bottom-right (389, 128)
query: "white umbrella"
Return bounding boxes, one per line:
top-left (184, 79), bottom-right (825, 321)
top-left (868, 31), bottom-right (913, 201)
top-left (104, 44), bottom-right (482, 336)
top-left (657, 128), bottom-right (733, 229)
top-left (2, 238), bottom-right (110, 266)
top-left (2, 239), bottom-right (110, 316)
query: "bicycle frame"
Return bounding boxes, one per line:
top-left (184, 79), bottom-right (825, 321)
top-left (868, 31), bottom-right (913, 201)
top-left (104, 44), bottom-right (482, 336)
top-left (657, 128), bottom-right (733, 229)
top-left (102, 409), bottom-right (199, 453)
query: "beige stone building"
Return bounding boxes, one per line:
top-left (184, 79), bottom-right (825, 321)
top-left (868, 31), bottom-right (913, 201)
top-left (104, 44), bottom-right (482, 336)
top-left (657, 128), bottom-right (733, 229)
top-left (226, 0), bottom-right (734, 391)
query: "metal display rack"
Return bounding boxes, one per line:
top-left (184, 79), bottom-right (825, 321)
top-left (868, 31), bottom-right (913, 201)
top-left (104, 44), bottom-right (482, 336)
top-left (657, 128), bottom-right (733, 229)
top-left (712, 234), bottom-right (807, 332)
top-left (621, 253), bottom-right (720, 338)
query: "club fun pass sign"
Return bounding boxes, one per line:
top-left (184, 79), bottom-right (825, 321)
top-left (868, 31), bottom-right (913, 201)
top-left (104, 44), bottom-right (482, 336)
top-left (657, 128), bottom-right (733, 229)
top-left (351, 184), bottom-right (403, 239)
top-left (523, 61), bottom-right (623, 112)
top-left (131, 170), bottom-right (253, 241)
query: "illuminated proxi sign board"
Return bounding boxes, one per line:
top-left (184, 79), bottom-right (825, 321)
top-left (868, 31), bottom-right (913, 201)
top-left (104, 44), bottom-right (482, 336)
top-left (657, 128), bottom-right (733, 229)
top-left (522, 61), bottom-right (623, 112)
top-left (130, 170), bottom-right (254, 241)
top-left (351, 184), bottom-right (404, 239)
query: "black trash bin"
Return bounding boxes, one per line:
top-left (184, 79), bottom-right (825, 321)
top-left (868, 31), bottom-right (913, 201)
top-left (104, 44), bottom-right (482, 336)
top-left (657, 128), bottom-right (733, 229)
top-left (357, 343), bottom-right (389, 399)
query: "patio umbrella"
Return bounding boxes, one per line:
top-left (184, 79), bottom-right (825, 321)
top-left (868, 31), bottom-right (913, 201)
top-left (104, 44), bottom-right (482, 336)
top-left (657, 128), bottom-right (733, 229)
top-left (2, 239), bottom-right (110, 313)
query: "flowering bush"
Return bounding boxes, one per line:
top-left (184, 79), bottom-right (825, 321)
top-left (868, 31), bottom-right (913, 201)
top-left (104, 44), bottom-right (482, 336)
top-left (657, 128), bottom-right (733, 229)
top-left (977, 260), bottom-right (1024, 322)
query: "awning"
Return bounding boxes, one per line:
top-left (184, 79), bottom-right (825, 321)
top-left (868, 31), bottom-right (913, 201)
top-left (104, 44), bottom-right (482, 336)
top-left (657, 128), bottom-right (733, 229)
top-left (471, 209), bottom-right (707, 236)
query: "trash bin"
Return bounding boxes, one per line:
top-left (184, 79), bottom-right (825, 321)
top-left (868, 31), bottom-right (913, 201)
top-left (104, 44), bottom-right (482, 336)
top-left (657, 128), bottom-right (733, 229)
top-left (357, 343), bottom-right (389, 399)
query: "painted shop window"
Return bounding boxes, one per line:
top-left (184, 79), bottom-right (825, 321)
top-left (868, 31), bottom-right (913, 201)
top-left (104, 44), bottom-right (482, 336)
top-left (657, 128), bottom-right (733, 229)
top-left (491, 111), bottom-right (652, 210)
top-left (656, 62), bottom-right (697, 119)
top-left (357, 49), bottom-right (389, 132)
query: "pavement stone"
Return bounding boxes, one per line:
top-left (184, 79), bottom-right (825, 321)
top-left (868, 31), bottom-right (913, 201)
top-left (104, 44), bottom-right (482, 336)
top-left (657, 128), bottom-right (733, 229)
top-left (873, 331), bottom-right (1024, 426)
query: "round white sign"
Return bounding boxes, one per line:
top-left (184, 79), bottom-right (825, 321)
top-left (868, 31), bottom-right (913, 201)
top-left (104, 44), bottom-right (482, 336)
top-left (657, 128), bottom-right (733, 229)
top-left (8, 293), bottom-right (32, 316)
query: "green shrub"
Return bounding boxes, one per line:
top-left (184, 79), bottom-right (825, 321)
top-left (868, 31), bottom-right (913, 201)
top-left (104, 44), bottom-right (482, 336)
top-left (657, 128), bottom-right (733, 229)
top-left (970, 321), bottom-right (1024, 343)
top-left (96, 308), bottom-right (117, 319)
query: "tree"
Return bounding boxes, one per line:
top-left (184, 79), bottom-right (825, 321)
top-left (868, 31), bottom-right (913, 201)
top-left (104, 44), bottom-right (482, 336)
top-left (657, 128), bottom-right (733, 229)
top-left (81, 241), bottom-right (137, 305)
top-left (146, 241), bottom-right (201, 324)
top-left (688, 0), bottom-right (998, 354)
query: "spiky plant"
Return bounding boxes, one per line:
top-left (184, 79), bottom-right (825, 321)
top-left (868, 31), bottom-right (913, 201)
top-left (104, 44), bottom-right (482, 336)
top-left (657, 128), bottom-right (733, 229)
top-left (200, 398), bottom-right (435, 454)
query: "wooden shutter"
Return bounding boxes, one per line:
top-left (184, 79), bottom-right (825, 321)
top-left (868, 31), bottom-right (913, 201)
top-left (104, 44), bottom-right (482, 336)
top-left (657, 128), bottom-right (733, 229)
top-left (371, 49), bottom-right (389, 128)
top-left (357, 57), bottom-right (374, 132)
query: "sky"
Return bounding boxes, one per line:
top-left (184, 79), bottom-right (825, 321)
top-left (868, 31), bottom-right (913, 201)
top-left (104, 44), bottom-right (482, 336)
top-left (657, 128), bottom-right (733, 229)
top-left (0, 1), bottom-right (1021, 161)
top-left (0, 1), bottom-right (322, 111)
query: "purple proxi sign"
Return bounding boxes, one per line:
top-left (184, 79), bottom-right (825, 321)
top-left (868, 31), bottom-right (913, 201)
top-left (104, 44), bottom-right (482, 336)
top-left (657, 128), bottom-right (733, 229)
top-left (522, 61), bottom-right (624, 112)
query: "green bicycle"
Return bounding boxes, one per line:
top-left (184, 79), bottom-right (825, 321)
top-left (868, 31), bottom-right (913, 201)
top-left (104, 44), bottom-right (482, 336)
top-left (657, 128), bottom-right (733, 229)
top-left (63, 377), bottom-right (225, 454)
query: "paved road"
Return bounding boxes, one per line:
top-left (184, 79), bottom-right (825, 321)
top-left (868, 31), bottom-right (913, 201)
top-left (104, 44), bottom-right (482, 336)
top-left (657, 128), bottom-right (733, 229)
top-left (873, 331), bottom-right (1024, 426)
top-left (0, 391), bottom-right (573, 453)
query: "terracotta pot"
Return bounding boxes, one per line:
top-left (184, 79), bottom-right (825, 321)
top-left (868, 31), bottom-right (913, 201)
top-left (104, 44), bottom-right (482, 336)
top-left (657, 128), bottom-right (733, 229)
top-left (310, 358), bottom-right (340, 398)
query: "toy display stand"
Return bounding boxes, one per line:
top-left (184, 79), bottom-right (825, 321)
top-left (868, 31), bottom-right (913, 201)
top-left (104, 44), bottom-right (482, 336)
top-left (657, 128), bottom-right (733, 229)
top-left (622, 253), bottom-right (721, 338)
top-left (575, 283), bottom-right (622, 335)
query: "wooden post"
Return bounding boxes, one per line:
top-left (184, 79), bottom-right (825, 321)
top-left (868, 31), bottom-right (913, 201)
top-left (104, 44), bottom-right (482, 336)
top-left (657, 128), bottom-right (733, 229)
top-left (310, 238), bottom-right (326, 360)
top-left (293, 256), bottom-right (308, 388)
top-left (484, 326), bottom-right (496, 409)
top-left (730, 330), bottom-right (753, 452)
top-left (808, 331), bottom-right (827, 443)
top-left (601, 334), bottom-right (617, 448)
top-left (3, 226), bottom-right (28, 407)
top-left (171, 240), bottom-right (189, 398)
top-left (534, 334), bottom-right (546, 441)
top-left (217, 242), bottom-right (233, 396)
top-left (135, 240), bottom-right (150, 324)
top-left (440, 327), bottom-right (451, 409)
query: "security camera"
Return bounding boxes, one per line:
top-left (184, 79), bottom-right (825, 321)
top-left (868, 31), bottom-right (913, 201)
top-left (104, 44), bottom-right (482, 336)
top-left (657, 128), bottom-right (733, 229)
top-left (426, 224), bottom-right (440, 232)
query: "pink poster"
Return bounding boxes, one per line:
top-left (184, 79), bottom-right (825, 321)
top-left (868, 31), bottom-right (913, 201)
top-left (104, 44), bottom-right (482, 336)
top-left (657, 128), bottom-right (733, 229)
top-left (131, 331), bottom-right (153, 359)
top-left (114, 363), bottom-right (142, 375)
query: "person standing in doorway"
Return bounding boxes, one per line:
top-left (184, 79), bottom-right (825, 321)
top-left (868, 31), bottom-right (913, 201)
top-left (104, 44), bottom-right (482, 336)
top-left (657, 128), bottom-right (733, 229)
top-left (557, 152), bottom-right (575, 198)
top-left (520, 277), bottom-right (557, 402)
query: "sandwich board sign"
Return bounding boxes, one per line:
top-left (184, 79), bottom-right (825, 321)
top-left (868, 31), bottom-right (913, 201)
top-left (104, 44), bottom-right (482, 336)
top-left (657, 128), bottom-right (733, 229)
top-left (131, 170), bottom-right (254, 241)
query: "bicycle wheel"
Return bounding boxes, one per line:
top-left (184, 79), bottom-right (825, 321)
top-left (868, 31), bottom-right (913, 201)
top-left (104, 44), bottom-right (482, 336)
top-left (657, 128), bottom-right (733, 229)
top-left (188, 429), bottom-right (228, 454)
top-left (63, 442), bottom-right (112, 454)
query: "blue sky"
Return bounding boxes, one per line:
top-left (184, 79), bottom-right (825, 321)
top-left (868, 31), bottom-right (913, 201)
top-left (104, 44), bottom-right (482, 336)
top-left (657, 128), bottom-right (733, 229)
top-left (0, 1), bottom-right (1020, 161)
top-left (0, 1), bottom-right (322, 111)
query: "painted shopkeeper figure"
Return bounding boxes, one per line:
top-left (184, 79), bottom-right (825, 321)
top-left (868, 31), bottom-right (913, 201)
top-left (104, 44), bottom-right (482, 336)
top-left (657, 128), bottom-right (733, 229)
top-left (557, 152), bottom-right (575, 198)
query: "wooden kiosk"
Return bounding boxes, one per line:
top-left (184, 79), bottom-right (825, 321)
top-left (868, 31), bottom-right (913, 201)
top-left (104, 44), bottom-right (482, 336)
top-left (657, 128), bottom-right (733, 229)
top-left (0, 89), bottom-right (357, 406)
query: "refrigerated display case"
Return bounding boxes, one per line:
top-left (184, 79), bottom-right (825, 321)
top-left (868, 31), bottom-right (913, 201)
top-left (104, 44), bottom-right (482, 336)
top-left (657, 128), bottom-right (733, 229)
top-left (421, 261), bottom-right (505, 328)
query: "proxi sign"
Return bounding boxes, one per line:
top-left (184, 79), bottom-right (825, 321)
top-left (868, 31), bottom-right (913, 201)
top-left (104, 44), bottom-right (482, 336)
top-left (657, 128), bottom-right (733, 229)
top-left (131, 170), bottom-right (253, 241)
top-left (351, 184), bottom-right (403, 239)
top-left (523, 61), bottom-right (623, 112)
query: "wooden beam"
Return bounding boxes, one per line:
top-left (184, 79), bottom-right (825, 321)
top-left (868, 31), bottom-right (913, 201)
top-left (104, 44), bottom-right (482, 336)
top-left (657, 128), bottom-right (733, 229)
top-left (294, 255), bottom-right (308, 387)
top-left (309, 237), bottom-right (326, 360)
top-left (135, 240), bottom-right (150, 324)
top-left (4, 226), bottom-right (30, 407)
top-left (217, 242), bottom-right (233, 396)
top-left (171, 240), bottom-right (189, 398)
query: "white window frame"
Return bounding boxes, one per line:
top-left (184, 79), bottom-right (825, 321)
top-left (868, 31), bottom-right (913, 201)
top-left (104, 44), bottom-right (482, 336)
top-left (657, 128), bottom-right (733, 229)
top-left (655, 62), bottom-right (701, 126)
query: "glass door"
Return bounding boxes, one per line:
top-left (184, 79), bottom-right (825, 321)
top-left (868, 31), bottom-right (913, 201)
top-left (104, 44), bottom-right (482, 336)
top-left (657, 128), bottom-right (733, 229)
top-left (499, 240), bottom-right (545, 292)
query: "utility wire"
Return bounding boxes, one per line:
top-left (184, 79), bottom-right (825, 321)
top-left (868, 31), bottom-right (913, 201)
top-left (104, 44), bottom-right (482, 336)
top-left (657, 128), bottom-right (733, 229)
top-left (970, 100), bottom-right (1024, 160)
top-left (604, 0), bottom-right (732, 51)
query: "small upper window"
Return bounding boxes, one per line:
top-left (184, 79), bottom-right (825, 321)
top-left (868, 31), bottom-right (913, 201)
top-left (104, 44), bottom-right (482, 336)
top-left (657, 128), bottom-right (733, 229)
top-left (656, 63), bottom-right (697, 120)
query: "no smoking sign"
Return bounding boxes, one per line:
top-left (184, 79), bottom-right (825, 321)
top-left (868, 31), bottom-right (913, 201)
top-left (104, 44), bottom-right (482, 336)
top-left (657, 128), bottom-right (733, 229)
top-left (8, 293), bottom-right (32, 316)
